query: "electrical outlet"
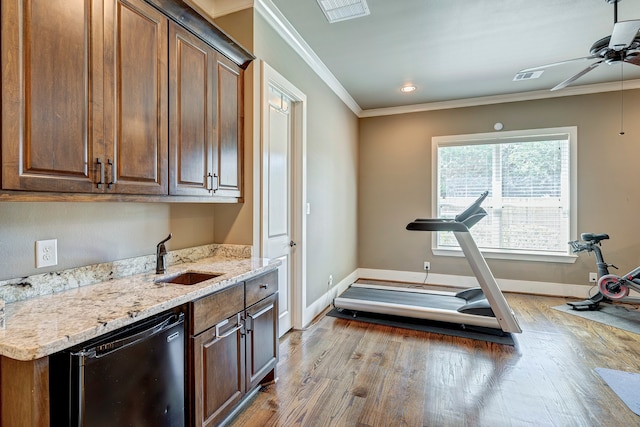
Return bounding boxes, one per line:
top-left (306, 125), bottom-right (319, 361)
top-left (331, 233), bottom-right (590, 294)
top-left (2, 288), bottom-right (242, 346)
top-left (35, 239), bottom-right (58, 268)
top-left (424, 261), bottom-right (430, 271)
top-left (589, 272), bottom-right (598, 283)
top-left (328, 274), bottom-right (333, 287)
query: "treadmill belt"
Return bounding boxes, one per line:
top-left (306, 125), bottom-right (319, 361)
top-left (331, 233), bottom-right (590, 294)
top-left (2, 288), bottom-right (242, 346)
top-left (338, 286), bottom-right (464, 311)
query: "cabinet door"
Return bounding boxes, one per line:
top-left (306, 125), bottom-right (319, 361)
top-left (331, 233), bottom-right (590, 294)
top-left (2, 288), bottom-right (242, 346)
top-left (103, 0), bottom-right (168, 195)
top-left (168, 22), bottom-right (216, 196)
top-left (245, 293), bottom-right (278, 390)
top-left (214, 56), bottom-right (243, 198)
top-left (192, 313), bottom-right (245, 427)
top-left (1, 0), bottom-right (103, 193)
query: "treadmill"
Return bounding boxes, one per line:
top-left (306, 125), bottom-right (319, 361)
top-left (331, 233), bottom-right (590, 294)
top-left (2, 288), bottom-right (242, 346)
top-left (333, 191), bottom-right (522, 334)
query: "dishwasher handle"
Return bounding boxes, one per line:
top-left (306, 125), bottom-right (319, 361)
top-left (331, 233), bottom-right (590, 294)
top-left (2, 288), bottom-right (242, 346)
top-left (74, 313), bottom-right (183, 359)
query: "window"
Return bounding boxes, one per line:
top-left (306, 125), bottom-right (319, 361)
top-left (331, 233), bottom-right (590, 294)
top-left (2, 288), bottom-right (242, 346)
top-left (432, 127), bottom-right (577, 263)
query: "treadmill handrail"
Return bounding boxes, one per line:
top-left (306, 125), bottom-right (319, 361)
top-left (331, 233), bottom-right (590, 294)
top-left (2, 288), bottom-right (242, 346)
top-left (407, 191), bottom-right (489, 232)
top-left (406, 219), bottom-right (470, 232)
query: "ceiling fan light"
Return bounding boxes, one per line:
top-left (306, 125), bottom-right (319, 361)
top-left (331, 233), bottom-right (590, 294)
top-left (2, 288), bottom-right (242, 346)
top-left (316, 0), bottom-right (370, 23)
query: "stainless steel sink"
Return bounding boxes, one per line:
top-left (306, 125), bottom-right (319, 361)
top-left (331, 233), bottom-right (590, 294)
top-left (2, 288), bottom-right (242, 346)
top-left (156, 272), bottom-right (221, 285)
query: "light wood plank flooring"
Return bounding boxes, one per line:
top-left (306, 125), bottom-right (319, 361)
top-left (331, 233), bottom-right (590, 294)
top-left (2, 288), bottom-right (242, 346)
top-left (230, 293), bottom-right (640, 426)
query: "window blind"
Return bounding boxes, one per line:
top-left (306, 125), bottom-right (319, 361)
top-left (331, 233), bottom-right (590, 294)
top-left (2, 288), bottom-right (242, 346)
top-left (435, 129), bottom-right (573, 257)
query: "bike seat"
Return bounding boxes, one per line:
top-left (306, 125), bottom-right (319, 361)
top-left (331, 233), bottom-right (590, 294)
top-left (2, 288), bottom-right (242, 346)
top-left (580, 232), bottom-right (609, 243)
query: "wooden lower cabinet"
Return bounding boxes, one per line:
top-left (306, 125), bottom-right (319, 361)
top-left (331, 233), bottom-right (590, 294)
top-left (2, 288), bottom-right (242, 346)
top-left (0, 274), bottom-right (277, 427)
top-left (246, 293), bottom-right (278, 390)
top-left (190, 272), bottom-right (279, 426)
top-left (0, 356), bottom-right (50, 427)
top-left (192, 312), bottom-right (245, 427)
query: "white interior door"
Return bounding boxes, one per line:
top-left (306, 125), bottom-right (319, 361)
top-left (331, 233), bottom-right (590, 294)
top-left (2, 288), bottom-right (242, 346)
top-left (262, 61), bottom-right (307, 338)
top-left (265, 85), bottom-right (293, 336)
top-left (260, 61), bottom-right (307, 336)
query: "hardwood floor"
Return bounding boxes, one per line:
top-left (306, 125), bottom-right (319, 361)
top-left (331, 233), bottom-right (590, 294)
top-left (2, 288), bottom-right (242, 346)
top-left (230, 293), bottom-right (640, 426)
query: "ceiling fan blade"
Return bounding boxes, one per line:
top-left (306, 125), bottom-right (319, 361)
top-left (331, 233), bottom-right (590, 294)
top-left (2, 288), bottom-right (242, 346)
top-left (624, 53), bottom-right (640, 66)
top-left (550, 60), bottom-right (604, 91)
top-left (609, 20), bottom-right (640, 50)
top-left (519, 56), bottom-right (600, 73)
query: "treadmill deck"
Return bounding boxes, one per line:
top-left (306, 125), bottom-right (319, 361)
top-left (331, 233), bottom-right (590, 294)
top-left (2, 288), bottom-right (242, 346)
top-left (337, 286), bottom-right (466, 311)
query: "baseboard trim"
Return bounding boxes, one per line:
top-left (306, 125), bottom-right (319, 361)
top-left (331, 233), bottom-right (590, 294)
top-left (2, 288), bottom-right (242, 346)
top-left (357, 268), bottom-right (592, 299)
top-left (303, 269), bottom-right (358, 327)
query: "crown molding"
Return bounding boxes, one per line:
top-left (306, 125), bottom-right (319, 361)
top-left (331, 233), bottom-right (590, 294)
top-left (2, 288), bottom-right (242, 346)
top-left (359, 79), bottom-right (640, 118)
top-left (254, 0), bottom-right (640, 119)
top-left (255, 0), bottom-right (362, 116)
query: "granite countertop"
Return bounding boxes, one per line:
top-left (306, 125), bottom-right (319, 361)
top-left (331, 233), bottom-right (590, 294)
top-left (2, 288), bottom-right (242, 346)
top-left (0, 252), bottom-right (278, 361)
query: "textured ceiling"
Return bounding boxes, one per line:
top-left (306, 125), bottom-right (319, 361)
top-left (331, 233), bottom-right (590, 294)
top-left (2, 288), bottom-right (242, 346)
top-left (269, 0), bottom-right (640, 110)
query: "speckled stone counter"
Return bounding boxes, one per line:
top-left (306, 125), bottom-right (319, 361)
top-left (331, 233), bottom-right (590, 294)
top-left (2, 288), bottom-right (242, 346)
top-left (0, 246), bottom-right (279, 361)
top-left (0, 243), bottom-right (253, 303)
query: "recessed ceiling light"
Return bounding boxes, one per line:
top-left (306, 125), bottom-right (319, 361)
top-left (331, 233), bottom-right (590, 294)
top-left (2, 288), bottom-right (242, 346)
top-left (400, 85), bottom-right (417, 93)
top-left (316, 0), bottom-right (370, 24)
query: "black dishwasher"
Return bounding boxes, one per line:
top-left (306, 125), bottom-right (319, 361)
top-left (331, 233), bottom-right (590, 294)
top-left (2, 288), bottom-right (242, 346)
top-left (50, 311), bottom-right (185, 427)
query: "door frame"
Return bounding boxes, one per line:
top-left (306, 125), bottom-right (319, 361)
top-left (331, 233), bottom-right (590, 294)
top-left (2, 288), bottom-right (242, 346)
top-left (260, 61), bottom-right (307, 331)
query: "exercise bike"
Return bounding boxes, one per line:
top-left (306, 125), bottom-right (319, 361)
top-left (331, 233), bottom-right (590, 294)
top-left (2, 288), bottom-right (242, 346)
top-left (568, 233), bottom-right (640, 310)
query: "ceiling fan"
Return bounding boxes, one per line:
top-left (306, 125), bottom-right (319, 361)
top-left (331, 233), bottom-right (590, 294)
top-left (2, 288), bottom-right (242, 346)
top-left (519, 0), bottom-right (640, 91)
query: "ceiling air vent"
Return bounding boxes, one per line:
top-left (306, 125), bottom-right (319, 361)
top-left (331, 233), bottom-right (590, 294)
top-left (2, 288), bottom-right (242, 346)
top-left (513, 70), bottom-right (544, 81)
top-left (316, 0), bottom-right (370, 23)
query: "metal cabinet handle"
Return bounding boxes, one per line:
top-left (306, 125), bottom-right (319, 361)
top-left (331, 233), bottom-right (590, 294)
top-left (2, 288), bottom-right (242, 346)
top-left (96, 158), bottom-right (104, 189)
top-left (107, 159), bottom-right (114, 189)
top-left (212, 173), bottom-right (219, 193)
top-left (245, 303), bottom-right (273, 332)
top-left (206, 173), bottom-right (213, 192)
top-left (215, 314), bottom-right (242, 339)
top-left (216, 323), bottom-right (242, 339)
top-left (206, 173), bottom-right (219, 193)
top-left (248, 303), bottom-right (274, 320)
top-left (259, 283), bottom-right (269, 289)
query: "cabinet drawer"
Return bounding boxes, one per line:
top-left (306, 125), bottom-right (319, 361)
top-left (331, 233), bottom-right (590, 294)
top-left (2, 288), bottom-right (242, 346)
top-left (191, 282), bottom-right (244, 335)
top-left (245, 270), bottom-right (278, 307)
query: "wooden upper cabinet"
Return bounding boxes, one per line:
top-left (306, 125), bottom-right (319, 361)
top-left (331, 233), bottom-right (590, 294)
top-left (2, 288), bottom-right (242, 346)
top-left (1, 0), bottom-right (168, 195)
top-left (1, 0), bottom-right (102, 192)
top-left (169, 27), bottom-right (244, 199)
top-left (1, 0), bottom-right (249, 199)
top-left (103, 0), bottom-right (169, 195)
top-left (169, 22), bottom-right (216, 196)
top-left (215, 57), bottom-right (243, 199)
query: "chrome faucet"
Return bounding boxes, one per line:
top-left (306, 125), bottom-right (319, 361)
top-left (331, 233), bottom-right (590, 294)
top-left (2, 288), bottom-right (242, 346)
top-left (156, 233), bottom-right (172, 274)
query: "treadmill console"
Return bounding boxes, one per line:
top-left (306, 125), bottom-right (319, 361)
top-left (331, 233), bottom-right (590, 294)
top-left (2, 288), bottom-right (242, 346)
top-left (406, 191), bottom-right (490, 232)
top-left (454, 191), bottom-right (489, 223)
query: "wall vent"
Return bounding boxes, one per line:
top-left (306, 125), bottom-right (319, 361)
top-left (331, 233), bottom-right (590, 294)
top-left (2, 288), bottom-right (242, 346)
top-left (513, 70), bottom-right (544, 81)
top-left (316, 0), bottom-right (370, 23)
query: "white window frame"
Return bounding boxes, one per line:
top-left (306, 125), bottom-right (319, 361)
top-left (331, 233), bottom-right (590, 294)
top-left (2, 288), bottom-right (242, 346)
top-left (432, 126), bottom-right (578, 264)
